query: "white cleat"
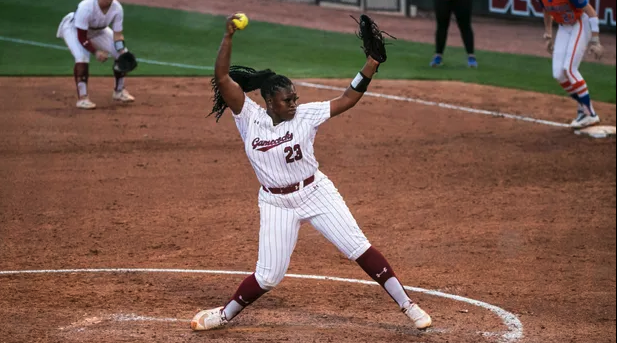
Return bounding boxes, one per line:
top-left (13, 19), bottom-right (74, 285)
top-left (570, 113), bottom-right (600, 129)
top-left (403, 303), bottom-right (432, 330)
top-left (190, 307), bottom-right (228, 331)
top-left (112, 89), bottom-right (135, 102)
top-left (76, 98), bottom-right (96, 110)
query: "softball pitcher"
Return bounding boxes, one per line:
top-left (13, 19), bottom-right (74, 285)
top-left (540, 0), bottom-right (604, 129)
top-left (56, 0), bottom-right (135, 109)
top-left (190, 14), bottom-right (432, 332)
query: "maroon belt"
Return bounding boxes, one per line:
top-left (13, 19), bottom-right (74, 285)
top-left (262, 175), bottom-right (315, 195)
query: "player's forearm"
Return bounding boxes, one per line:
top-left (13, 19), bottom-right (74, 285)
top-left (360, 58), bottom-right (379, 79)
top-left (113, 32), bottom-right (128, 54)
top-left (343, 57), bottom-right (379, 96)
top-left (113, 32), bottom-right (125, 42)
top-left (331, 58), bottom-right (380, 117)
top-left (543, 12), bottom-right (553, 37)
top-left (344, 58), bottom-right (379, 101)
top-left (215, 34), bottom-right (233, 82)
top-left (584, 4), bottom-right (601, 38)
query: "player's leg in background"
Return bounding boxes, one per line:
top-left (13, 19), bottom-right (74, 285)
top-left (90, 28), bottom-right (134, 102)
top-left (300, 179), bottom-right (431, 328)
top-left (220, 202), bottom-right (301, 323)
top-left (563, 15), bottom-right (597, 127)
top-left (453, 0), bottom-right (477, 67)
top-left (552, 25), bottom-right (584, 113)
top-left (61, 25), bottom-right (94, 108)
top-left (431, 0), bottom-right (453, 66)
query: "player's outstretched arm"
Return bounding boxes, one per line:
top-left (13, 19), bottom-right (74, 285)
top-left (543, 11), bottom-right (554, 54)
top-left (543, 11), bottom-right (553, 40)
top-left (213, 15), bottom-right (245, 115)
top-left (583, 4), bottom-right (600, 39)
top-left (112, 31), bottom-right (131, 58)
top-left (329, 56), bottom-right (380, 118)
top-left (583, 4), bottom-right (604, 59)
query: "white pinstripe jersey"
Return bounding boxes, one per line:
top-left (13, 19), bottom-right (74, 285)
top-left (233, 94), bottom-right (331, 189)
top-left (73, 0), bottom-right (124, 33)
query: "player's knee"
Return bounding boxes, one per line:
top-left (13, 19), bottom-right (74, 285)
top-left (254, 271), bottom-right (283, 290)
top-left (565, 71), bottom-right (582, 85)
top-left (553, 68), bottom-right (567, 82)
top-left (74, 56), bottom-right (89, 64)
top-left (349, 241), bottom-right (372, 261)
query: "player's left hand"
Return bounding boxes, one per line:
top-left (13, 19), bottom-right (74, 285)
top-left (113, 51), bottom-right (138, 73)
top-left (588, 37), bottom-right (604, 60)
top-left (351, 14), bottom-right (395, 64)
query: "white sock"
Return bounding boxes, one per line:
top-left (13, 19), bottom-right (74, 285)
top-left (384, 277), bottom-right (411, 308)
top-left (77, 82), bottom-right (87, 98)
top-left (115, 77), bottom-right (125, 92)
top-left (222, 300), bottom-right (243, 321)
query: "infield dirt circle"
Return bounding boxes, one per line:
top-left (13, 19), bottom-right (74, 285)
top-left (0, 1), bottom-right (615, 343)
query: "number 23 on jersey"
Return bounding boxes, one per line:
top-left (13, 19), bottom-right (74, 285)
top-left (284, 144), bottom-right (303, 164)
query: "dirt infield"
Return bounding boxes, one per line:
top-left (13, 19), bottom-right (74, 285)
top-left (0, 76), bottom-right (615, 343)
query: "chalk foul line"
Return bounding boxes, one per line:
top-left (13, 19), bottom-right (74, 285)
top-left (0, 268), bottom-right (523, 343)
top-left (1, 35), bottom-right (568, 129)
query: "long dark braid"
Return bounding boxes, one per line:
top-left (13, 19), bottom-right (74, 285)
top-left (209, 65), bottom-right (293, 121)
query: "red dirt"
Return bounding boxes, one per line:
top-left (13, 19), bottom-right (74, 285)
top-left (0, 1), bottom-right (616, 342)
top-left (0, 76), bottom-right (615, 343)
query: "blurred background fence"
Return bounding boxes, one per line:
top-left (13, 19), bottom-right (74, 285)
top-left (286, 0), bottom-right (616, 32)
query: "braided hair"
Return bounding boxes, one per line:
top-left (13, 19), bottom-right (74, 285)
top-left (209, 65), bottom-right (294, 121)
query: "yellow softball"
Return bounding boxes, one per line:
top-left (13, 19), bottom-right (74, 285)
top-left (232, 13), bottom-right (249, 30)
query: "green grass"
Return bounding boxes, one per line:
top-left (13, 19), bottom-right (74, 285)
top-left (0, 0), bottom-right (615, 103)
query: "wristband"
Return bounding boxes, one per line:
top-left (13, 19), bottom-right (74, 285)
top-left (350, 72), bottom-right (371, 93)
top-left (589, 17), bottom-right (600, 33)
top-left (114, 40), bottom-right (126, 52)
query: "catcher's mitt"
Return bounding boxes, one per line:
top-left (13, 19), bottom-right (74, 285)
top-left (351, 14), bottom-right (396, 64)
top-left (113, 51), bottom-right (138, 73)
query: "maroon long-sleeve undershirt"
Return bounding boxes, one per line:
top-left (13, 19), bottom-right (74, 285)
top-left (77, 28), bottom-right (97, 54)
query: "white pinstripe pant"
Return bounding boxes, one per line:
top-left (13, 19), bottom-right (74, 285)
top-left (255, 171), bottom-right (371, 290)
top-left (57, 13), bottom-right (123, 63)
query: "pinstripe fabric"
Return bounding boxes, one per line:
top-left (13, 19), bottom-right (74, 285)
top-left (297, 178), bottom-right (371, 260)
top-left (255, 173), bottom-right (371, 289)
top-left (233, 95), bottom-right (331, 189)
top-left (233, 93), bottom-right (371, 290)
top-left (255, 202), bottom-right (301, 289)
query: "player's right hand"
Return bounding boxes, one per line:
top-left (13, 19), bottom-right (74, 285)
top-left (96, 50), bottom-right (109, 63)
top-left (225, 14), bottom-right (242, 36)
top-left (543, 33), bottom-right (554, 54)
top-left (588, 37), bottom-right (604, 60)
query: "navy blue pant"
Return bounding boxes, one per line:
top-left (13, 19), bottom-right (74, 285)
top-left (434, 0), bottom-right (475, 55)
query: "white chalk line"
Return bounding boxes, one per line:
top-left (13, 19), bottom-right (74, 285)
top-left (1, 35), bottom-right (569, 129)
top-left (296, 81), bottom-right (570, 128)
top-left (0, 268), bottom-right (523, 343)
top-left (112, 313), bottom-right (191, 323)
top-left (0, 36), bottom-right (214, 71)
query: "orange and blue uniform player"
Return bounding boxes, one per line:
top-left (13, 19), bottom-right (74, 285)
top-left (539, 0), bottom-right (605, 129)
